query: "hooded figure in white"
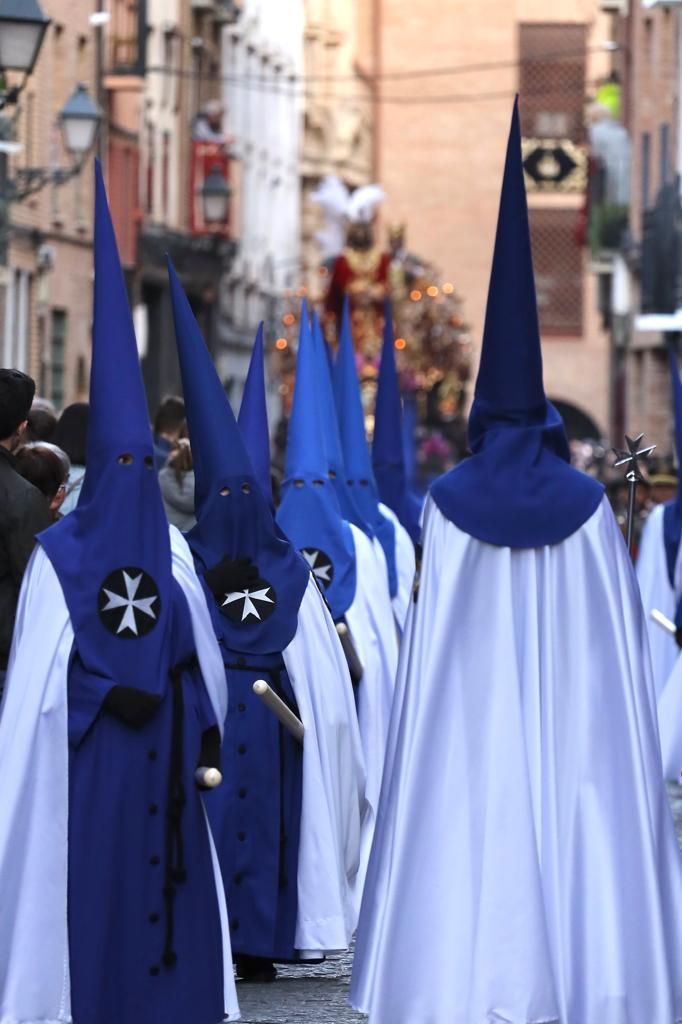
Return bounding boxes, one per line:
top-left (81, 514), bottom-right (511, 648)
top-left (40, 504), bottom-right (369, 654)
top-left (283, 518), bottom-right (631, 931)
top-left (636, 341), bottom-right (682, 701)
top-left (350, 100), bottom-right (682, 1024)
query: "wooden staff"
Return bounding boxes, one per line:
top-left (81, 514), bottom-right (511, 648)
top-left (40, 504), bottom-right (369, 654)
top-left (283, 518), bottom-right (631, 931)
top-left (651, 608), bottom-right (676, 636)
top-left (253, 679), bottom-right (305, 744)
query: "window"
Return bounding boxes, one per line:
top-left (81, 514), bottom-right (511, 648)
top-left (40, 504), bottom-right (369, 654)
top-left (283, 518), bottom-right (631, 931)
top-left (519, 23), bottom-right (588, 143)
top-left (2, 270), bottom-right (31, 370)
top-left (641, 131), bottom-right (651, 210)
top-left (50, 309), bottom-right (67, 410)
top-left (660, 122), bottom-right (670, 187)
top-left (146, 121), bottom-right (155, 216)
top-left (529, 209), bottom-right (583, 336)
top-left (162, 131), bottom-right (170, 222)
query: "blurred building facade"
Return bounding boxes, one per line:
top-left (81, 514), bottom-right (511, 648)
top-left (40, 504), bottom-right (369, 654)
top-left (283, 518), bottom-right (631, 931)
top-left (601, 0), bottom-right (682, 459)
top-left (377, 0), bottom-right (615, 442)
top-left (300, 0), bottom-right (377, 300)
top-left (2, 0), bottom-right (99, 410)
top-left (218, 0), bottom-right (303, 401)
top-left (106, 0), bottom-right (235, 413)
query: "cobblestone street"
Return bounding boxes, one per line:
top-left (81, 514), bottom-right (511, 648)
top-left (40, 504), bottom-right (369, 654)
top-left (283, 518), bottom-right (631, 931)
top-left (237, 954), bottom-right (363, 1023)
top-left (234, 784), bottom-right (682, 1022)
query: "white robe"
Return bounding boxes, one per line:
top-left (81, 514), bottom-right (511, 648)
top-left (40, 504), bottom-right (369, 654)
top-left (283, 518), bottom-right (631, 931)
top-left (351, 496), bottom-right (682, 1024)
top-left (282, 576), bottom-right (368, 952)
top-left (636, 502), bottom-right (678, 699)
top-left (379, 502), bottom-right (416, 630)
top-left (344, 525), bottom-right (399, 906)
top-left (0, 527), bottom-right (240, 1024)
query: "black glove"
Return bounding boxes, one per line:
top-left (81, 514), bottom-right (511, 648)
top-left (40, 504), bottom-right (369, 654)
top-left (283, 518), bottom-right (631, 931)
top-left (205, 556), bottom-right (260, 597)
top-left (103, 685), bottom-right (162, 727)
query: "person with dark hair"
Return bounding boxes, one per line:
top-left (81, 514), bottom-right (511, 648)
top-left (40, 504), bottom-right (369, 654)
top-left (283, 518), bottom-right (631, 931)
top-left (159, 438), bottom-right (196, 532)
top-left (0, 369), bottom-right (51, 690)
top-left (52, 402), bottom-right (89, 514)
top-left (27, 398), bottom-right (57, 443)
top-left (153, 395), bottom-right (186, 471)
top-left (15, 444), bottom-right (70, 523)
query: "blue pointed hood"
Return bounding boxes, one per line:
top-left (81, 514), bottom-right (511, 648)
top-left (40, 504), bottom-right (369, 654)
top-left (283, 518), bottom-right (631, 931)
top-left (332, 299), bottom-right (398, 595)
top-left (310, 308), bottom-right (373, 536)
top-left (168, 259), bottom-right (308, 654)
top-left (373, 302), bottom-right (421, 543)
top-left (238, 322), bottom-right (273, 504)
top-left (276, 305), bottom-right (357, 619)
top-left (40, 160), bottom-right (175, 698)
top-left (663, 342), bottom-right (682, 590)
top-left (430, 99), bottom-right (603, 547)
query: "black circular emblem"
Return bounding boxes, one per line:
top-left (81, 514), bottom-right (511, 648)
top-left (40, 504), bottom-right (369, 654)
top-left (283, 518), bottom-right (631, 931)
top-left (301, 547), bottom-right (334, 589)
top-left (98, 567), bottom-right (161, 638)
top-left (219, 577), bottom-right (277, 625)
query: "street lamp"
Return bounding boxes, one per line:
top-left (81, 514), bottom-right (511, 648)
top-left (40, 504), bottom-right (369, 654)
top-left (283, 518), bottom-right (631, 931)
top-left (0, 0), bottom-right (50, 76)
top-left (59, 84), bottom-right (102, 156)
top-left (201, 165), bottom-right (231, 224)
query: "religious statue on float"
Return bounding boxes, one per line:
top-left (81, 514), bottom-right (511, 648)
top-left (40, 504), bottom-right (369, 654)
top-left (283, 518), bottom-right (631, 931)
top-left (311, 176), bottom-right (390, 365)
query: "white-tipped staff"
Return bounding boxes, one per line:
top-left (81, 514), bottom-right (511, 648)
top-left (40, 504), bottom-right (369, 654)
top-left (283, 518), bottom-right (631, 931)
top-left (651, 608), bottom-right (677, 636)
top-left (253, 679), bottom-right (305, 744)
top-left (195, 766), bottom-right (223, 788)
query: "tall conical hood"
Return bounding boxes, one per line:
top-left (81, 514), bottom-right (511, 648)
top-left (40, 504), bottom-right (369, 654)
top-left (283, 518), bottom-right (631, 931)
top-left (430, 99), bottom-right (603, 548)
top-left (662, 342), bottom-right (682, 588)
top-left (277, 305), bottom-right (357, 619)
top-left (168, 258), bottom-right (308, 654)
top-left (39, 161), bottom-right (175, 696)
top-left (311, 308), bottom-right (372, 536)
top-left (238, 322), bottom-right (273, 504)
top-left (82, 161), bottom-right (157, 499)
top-left (333, 298), bottom-right (398, 595)
top-left (471, 97), bottom-right (546, 436)
top-left (284, 304), bottom-right (328, 480)
top-left (168, 258), bottom-right (252, 507)
top-left (373, 301), bottom-right (421, 542)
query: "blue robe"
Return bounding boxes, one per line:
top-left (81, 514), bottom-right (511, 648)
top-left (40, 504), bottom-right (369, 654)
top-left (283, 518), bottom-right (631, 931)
top-left (67, 582), bottom-right (226, 1024)
top-left (205, 638), bottom-right (303, 961)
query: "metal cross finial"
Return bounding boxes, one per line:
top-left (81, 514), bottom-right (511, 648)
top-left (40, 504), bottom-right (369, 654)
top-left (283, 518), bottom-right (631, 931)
top-left (612, 432), bottom-right (656, 558)
top-left (613, 433), bottom-right (656, 484)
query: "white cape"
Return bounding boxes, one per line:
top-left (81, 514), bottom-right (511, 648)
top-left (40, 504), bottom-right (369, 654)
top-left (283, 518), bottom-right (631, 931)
top-left (636, 502), bottom-right (678, 699)
top-left (379, 502), bottom-right (416, 629)
top-left (351, 496), bottom-right (682, 1024)
top-left (344, 525), bottom-right (399, 904)
top-left (282, 576), bottom-right (368, 951)
top-left (0, 527), bottom-right (239, 1024)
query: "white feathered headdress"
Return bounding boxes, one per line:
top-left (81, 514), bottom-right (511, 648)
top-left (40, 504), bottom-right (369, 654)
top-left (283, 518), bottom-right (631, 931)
top-left (311, 176), bottom-right (386, 261)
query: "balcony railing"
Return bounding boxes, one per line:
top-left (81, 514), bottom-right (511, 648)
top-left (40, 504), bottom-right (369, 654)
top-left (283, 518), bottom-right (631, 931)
top-left (108, 0), bottom-right (147, 77)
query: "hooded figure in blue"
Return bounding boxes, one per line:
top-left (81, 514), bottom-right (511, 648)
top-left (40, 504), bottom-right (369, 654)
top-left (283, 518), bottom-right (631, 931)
top-left (351, 99), bottom-right (682, 1024)
top-left (167, 259), bottom-right (310, 979)
top-left (332, 300), bottom-right (399, 598)
top-left (310, 309), bottom-right (373, 539)
top-left (637, 342), bottom-right (682, 699)
top-left (0, 164), bottom-right (236, 1024)
top-left (373, 303), bottom-right (422, 544)
top-left (238, 322), bottom-right (273, 505)
top-left (276, 307), bottom-right (357, 621)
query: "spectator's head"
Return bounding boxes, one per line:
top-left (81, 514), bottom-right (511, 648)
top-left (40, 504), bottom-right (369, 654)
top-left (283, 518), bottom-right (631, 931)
top-left (154, 395), bottom-right (186, 444)
top-left (27, 398), bottom-right (58, 443)
top-left (0, 369), bottom-right (36, 451)
top-left (204, 99), bottom-right (224, 132)
top-left (52, 402), bottom-right (89, 466)
top-left (15, 443), bottom-right (70, 520)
